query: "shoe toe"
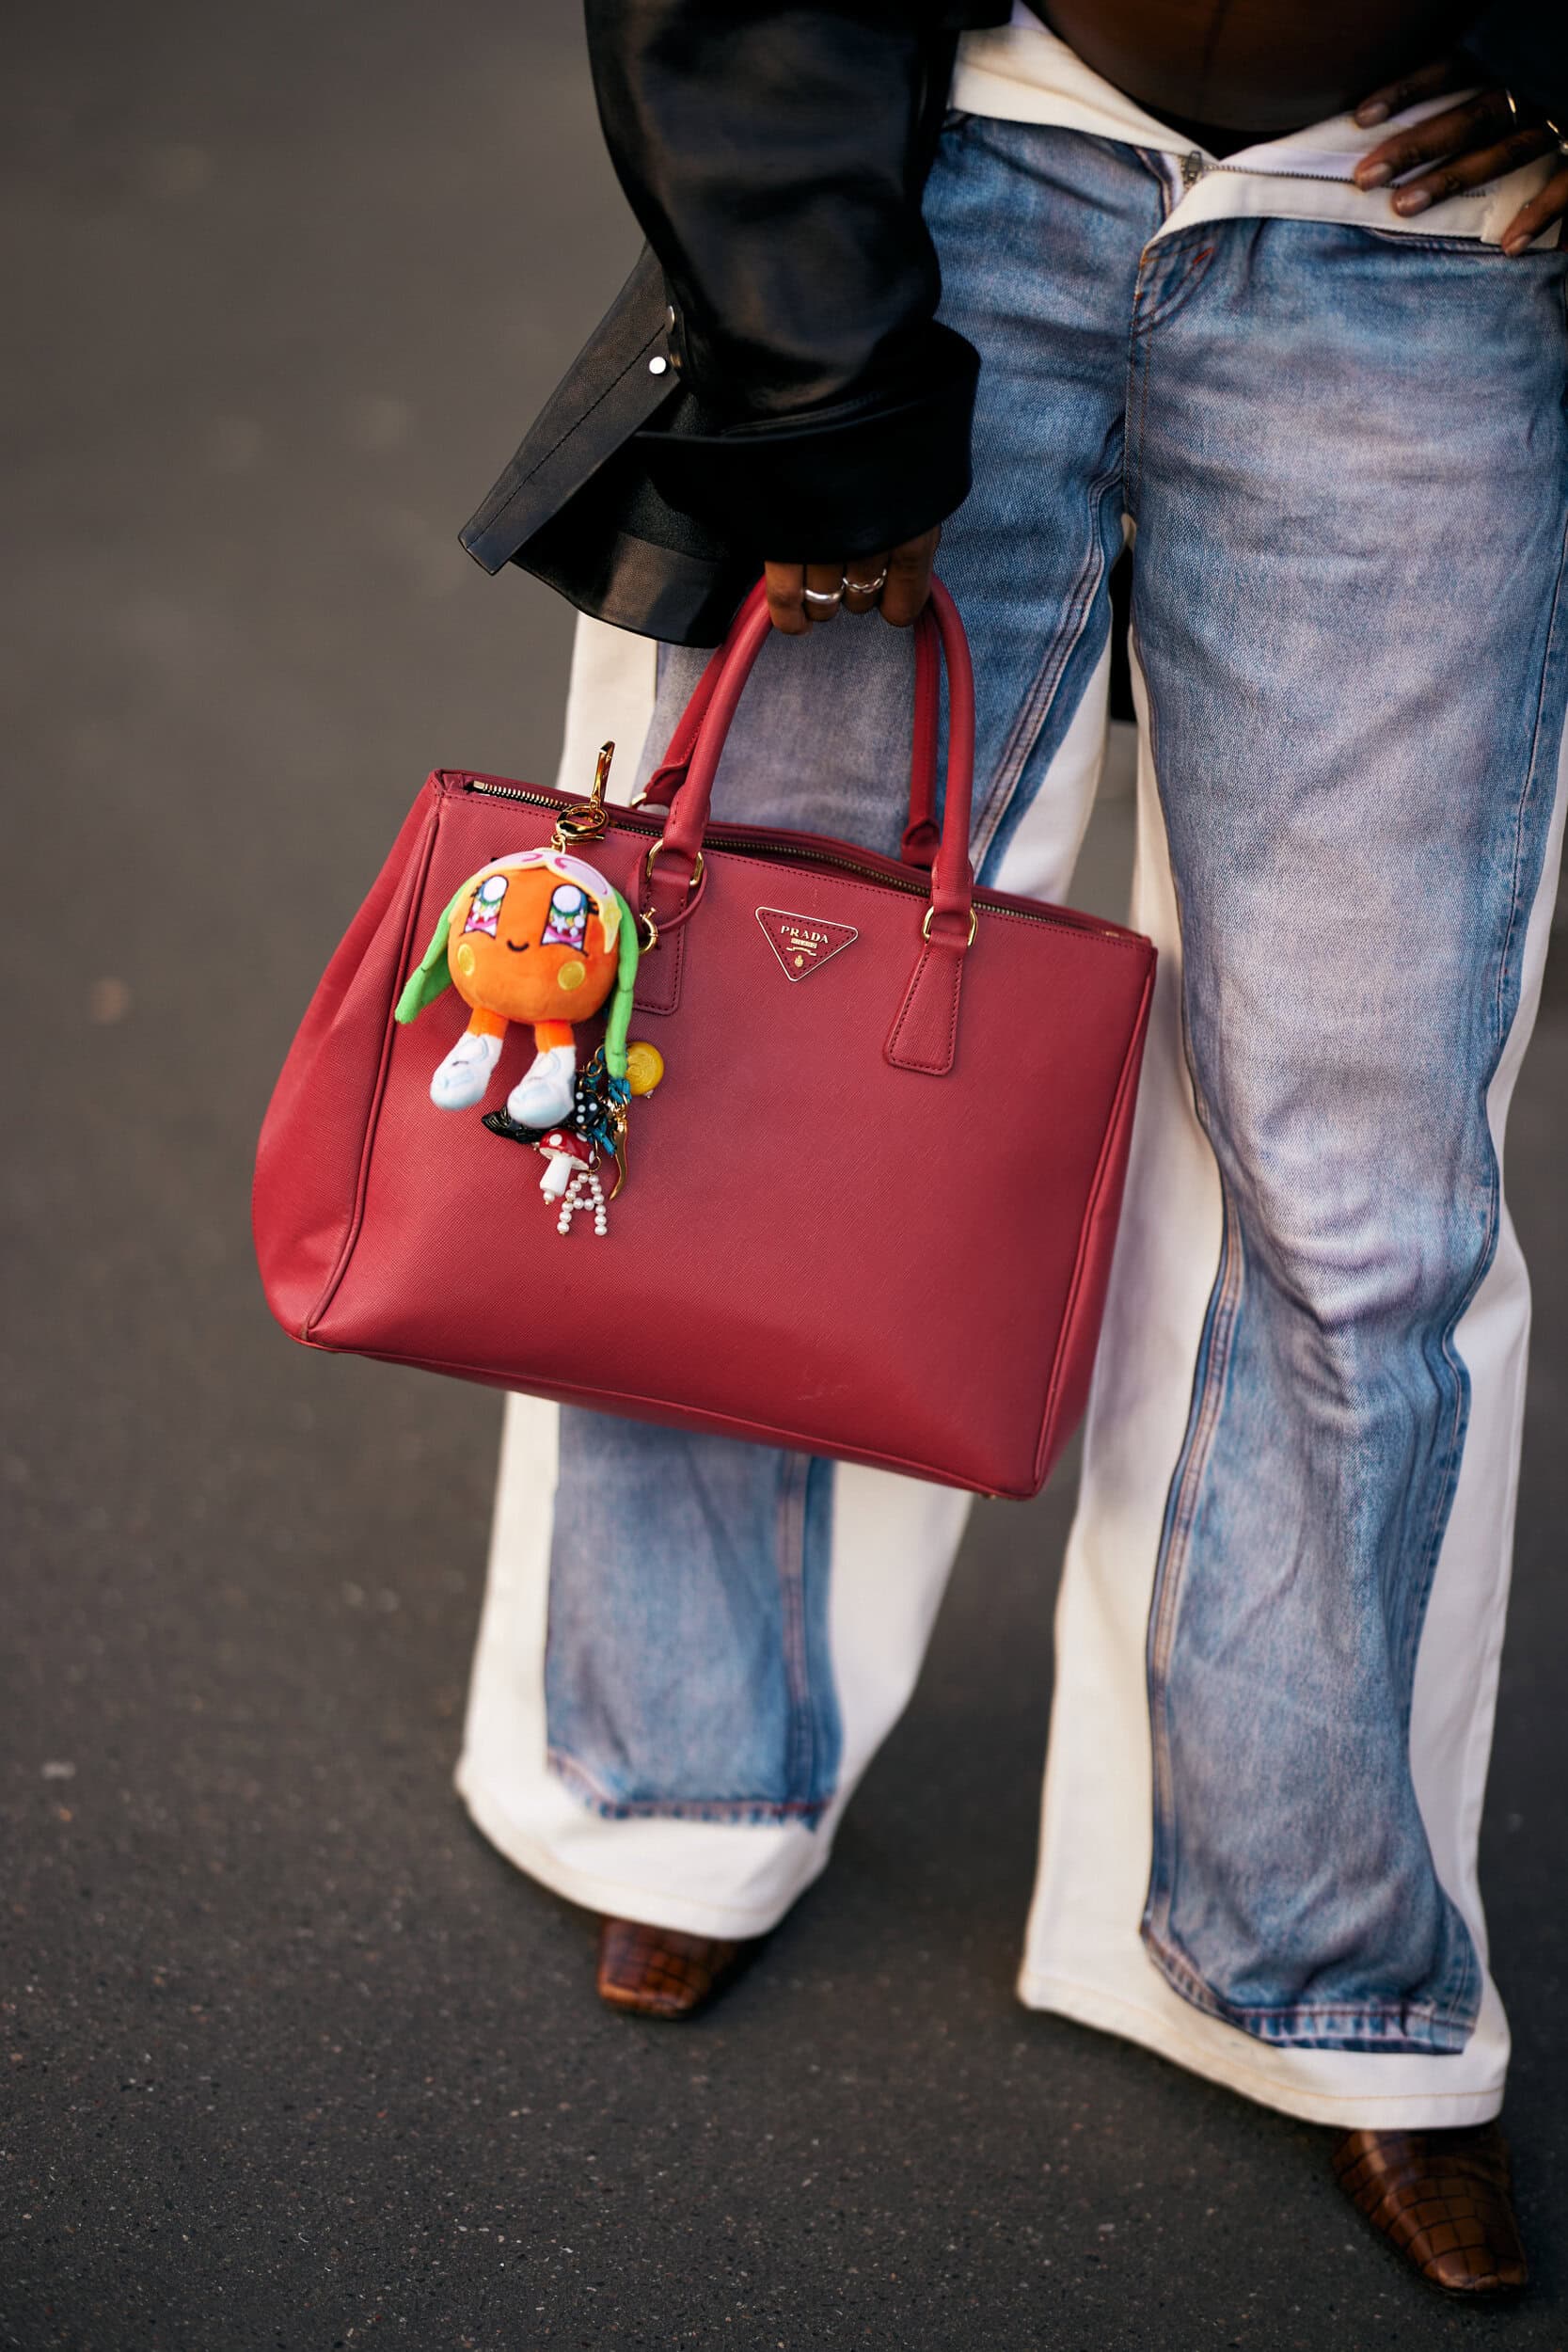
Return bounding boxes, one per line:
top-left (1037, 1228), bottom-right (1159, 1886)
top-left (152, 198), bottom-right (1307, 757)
top-left (1333, 2124), bottom-right (1528, 2297)
top-left (1423, 2240), bottom-right (1528, 2296)
top-left (595, 1917), bottom-right (746, 2020)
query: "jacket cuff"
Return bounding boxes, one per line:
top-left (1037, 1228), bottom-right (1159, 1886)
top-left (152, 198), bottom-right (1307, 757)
top-left (633, 325), bottom-right (979, 558)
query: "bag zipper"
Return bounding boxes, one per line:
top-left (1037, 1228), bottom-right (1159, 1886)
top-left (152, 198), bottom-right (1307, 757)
top-left (460, 777), bottom-right (1126, 941)
top-left (467, 775), bottom-right (938, 906)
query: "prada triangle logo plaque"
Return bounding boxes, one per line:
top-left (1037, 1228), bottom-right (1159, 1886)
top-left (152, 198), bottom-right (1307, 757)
top-left (755, 905), bottom-right (859, 982)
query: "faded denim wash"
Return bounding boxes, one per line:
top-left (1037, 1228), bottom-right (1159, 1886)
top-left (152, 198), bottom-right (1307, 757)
top-left (545, 114), bottom-right (1568, 2050)
top-left (547, 1421), bottom-right (840, 1822)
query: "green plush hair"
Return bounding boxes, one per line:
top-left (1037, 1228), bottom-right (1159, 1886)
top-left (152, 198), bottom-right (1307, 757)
top-left (394, 880), bottom-right (468, 1025)
top-left (602, 888), bottom-right (640, 1080)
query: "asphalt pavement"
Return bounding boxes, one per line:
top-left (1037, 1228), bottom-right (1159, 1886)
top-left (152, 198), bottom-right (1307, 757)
top-left (3, 4), bottom-right (1565, 2345)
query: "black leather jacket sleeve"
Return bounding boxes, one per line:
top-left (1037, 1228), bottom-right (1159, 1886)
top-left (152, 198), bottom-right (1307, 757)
top-left (583, 0), bottom-right (985, 558)
top-left (1465, 8), bottom-right (1568, 112)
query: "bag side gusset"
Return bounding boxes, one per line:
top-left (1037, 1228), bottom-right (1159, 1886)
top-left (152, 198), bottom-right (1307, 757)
top-left (252, 781), bottom-right (443, 1338)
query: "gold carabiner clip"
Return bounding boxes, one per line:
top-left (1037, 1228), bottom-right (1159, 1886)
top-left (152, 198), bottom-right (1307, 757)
top-left (552, 739), bottom-right (614, 851)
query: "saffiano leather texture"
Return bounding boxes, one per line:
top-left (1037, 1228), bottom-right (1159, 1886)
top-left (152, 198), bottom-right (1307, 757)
top-left (252, 582), bottom-right (1155, 1498)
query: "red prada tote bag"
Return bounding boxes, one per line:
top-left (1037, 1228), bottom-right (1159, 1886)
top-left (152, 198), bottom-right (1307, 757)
top-left (252, 580), bottom-right (1155, 1498)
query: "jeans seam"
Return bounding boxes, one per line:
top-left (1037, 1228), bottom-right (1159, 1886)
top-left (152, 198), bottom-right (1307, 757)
top-left (1141, 1919), bottom-right (1477, 2048)
top-left (546, 1745), bottom-right (829, 1826)
top-left (1132, 625), bottom-right (1246, 1954)
top-left (1121, 146), bottom-right (1176, 522)
top-left (971, 467), bottom-right (1121, 869)
top-left (1126, 282), bottom-right (1152, 522)
top-left (1141, 1190), bottom-right (1244, 1948)
top-left (777, 1454), bottom-right (814, 1807)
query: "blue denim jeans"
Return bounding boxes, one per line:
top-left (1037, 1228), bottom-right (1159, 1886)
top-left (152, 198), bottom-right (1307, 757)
top-left (518, 117), bottom-right (1568, 2062)
top-left (546, 1425), bottom-right (840, 1822)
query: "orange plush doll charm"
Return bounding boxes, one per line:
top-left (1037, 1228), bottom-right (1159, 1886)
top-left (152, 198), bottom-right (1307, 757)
top-left (395, 743), bottom-right (664, 1233)
top-left (394, 842), bottom-right (651, 1235)
top-left (395, 847), bottom-right (637, 1127)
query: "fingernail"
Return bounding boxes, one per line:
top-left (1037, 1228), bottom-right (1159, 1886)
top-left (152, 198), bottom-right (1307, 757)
top-left (1392, 187), bottom-right (1432, 214)
top-left (1356, 161), bottom-right (1393, 187)
top-left (1355, 100), bottom-right (1390, 125)
top-left (1502, 232), bottom-right (1529, 254)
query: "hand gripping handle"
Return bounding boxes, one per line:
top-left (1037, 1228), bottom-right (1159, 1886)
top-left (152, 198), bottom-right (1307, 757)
top-left (647, 577), bottom-right (976, 949)
top-left (639, 590), bottom-right (946, 872)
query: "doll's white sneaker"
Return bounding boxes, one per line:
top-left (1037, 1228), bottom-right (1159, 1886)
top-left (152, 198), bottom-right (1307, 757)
top-left (429, 1028), bottom-right (503, 1110)
top-left (508, 1045), bottom-right (577, 1129)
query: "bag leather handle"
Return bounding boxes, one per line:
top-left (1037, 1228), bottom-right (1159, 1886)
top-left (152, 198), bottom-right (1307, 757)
top-left (902, 605), bottom-right (943, 870)
top-left (640, 593), bottom-right (944, 873)
top-left (647, 576), bottom-right (976, 950)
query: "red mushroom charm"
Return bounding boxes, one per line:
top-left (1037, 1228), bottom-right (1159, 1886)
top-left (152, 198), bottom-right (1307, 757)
top-left (536, 1128), bottom-right (607, 1237)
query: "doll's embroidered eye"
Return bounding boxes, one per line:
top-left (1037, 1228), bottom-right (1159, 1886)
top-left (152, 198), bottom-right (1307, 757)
top-left (543, 883), bottom-right (590, 949)
top-left (464, 873), bottom-right (510, 937)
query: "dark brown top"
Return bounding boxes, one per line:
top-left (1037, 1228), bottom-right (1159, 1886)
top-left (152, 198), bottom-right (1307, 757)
top-left (1033, 1), bottom-right (1481, 143)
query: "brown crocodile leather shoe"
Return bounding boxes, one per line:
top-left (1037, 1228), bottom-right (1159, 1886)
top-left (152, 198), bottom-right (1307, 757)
top-left (1332, 2122), bottom-right (1528, 2295)
top-left (595, 1916), bottom-right (752, 2019)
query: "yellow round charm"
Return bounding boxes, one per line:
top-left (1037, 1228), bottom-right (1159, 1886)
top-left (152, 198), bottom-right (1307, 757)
top-left (556, 958), bottom-right (588, 993)
top-left (454, 941), bottom-right (477, 980)
top-left (624, 1041), bottom-right (665, 1096)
